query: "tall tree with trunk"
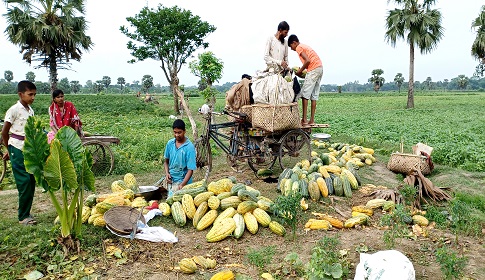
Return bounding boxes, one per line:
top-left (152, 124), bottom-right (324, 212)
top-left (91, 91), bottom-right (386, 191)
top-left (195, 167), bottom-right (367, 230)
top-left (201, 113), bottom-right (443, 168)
top-left (394, 73), bottom-right (405, 93)
top-left (70, 80), bottom-right (80, 93)
top-left (26, 71), bottom-right (36, 82)
top-left (4, 70), bottom-right (13, 82)
top-left (94, 80), bottom-right (104, 93)
top-left (424, 77), bottom-right (432, 90)
top-left (3, 0), bottom-right (93, 92)
top-left (141, 74), bottom-right (153, 93)
top-left (117, 77), bottom-right (126, 90)
top-left (472, 5), bottom-right (485, 77)
top-left (120, 4), bottom-right (216, 139)
top-left (102, 76), bottom-right (111, 91)
top-left (189, 51), bottom-right (224, 116)
top-left (385, 0), bottom-right (444, 108)
top-left (457, 75), bottom-right (469, 90)
top-left (58, 77), bottom-right (71, 93)
top-left (368, 69), bottom-right (385, 93)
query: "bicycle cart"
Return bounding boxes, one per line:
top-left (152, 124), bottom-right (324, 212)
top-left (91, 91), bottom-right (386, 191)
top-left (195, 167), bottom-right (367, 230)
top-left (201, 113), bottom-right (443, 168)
top-left (195, 108), bottom-right (329, 179)
top-left (81, 135), bottom-right (120, 176)
top-left (0, 117), bottom-right (120, 183)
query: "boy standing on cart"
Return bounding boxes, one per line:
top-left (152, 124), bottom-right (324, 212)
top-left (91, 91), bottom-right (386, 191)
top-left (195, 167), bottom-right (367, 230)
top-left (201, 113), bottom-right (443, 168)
top-left (288, 34), bottom-right (323, 126)
top-left (163, 119), bottom-right (196, 197)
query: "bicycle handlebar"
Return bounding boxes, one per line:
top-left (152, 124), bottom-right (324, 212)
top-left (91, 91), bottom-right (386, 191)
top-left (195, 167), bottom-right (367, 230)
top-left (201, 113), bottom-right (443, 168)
top-left (198, 106), bottom-right (246, 120)
top-left (224, 110), bottom-right (247, 120)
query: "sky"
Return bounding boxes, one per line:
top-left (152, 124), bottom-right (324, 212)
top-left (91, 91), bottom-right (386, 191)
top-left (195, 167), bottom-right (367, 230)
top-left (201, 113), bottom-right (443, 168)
top-left (0, 0), bottom-right (483, 87)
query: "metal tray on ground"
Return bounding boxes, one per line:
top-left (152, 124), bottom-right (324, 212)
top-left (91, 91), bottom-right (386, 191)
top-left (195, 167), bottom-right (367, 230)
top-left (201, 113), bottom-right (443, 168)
top-left (134, 186), bottom-right (166, 201)
top-left (312, 133), bottom-right (331, 141)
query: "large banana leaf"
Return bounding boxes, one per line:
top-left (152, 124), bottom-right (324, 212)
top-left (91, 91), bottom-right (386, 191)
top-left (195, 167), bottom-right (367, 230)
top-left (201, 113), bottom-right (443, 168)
top-left (43, 139), bottom-right (78, 192)
top-left (55, 126), bottom-right (84, 174)
top-left (24, 117), bottom-right (49, 191)
top-left (79, 149), bottom-right (95, 192)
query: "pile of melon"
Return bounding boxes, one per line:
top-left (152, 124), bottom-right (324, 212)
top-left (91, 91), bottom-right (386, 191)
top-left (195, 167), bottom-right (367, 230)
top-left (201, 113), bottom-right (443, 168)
top-left (160, 176), bottom-right (286, 242)
top-left (312, 141), bottom-right (376, 167)
top-left (81, 173), bottom-right (150, 227)
top-left (82, 174), bottom-right (286, 240)
top-left (277, 142), bottom-right (377, 200)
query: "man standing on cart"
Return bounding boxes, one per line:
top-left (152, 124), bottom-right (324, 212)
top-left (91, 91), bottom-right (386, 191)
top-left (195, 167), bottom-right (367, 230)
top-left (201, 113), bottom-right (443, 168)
top-left (264, 21), bottom-right (290, 72)
top-left (288, 34), bottom-right (323, 126)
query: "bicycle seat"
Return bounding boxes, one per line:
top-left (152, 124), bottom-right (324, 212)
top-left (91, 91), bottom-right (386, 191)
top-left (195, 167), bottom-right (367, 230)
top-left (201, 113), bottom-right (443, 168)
top-left (198, 104), bottom-right (211, 114)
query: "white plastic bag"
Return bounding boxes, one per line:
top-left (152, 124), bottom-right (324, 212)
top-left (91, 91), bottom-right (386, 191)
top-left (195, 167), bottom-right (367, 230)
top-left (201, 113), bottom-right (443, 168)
top-left (106, 209), bottom-right (178, 243)
top-left (354, 250), bottom-right (415, 280)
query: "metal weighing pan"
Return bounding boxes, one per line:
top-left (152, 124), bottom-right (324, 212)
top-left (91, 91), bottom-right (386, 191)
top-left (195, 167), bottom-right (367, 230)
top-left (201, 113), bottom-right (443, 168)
top-left (312, 133), bottom-right (331, 141)
top-left (134, 186), bottom-right (166, 201)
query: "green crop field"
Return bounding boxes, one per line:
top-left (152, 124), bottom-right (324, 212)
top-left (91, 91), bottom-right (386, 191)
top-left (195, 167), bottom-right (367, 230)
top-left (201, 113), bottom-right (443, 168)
top-left (0, 91), bottom-right (484, 279)
top-left (314, 91), bottom-right (485, 172)
top-left (2, 91), bottom-right (483, 175)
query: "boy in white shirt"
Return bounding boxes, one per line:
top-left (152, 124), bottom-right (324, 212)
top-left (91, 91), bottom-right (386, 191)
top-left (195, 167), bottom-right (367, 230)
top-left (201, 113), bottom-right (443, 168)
top-left (1, 81), bottom-right (37, 225)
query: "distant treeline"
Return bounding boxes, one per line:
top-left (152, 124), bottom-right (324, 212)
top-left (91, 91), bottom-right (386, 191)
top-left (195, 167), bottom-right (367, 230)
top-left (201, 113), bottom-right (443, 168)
top-left (1, 75), bottom-right (485, 95)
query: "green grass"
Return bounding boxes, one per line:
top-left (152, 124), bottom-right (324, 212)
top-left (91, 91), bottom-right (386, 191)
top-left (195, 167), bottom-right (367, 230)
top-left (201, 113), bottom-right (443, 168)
top-left (1, 91), bottom-right (484, 174)
top-left (246, 245), bottom-right (276, 272)
top-left (314, 91), bottom-right (485, 172)
top-left (0, 91), bottom-right (484, 278)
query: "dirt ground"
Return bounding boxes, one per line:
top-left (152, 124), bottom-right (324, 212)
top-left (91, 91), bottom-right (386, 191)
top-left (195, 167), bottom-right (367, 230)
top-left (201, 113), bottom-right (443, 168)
top-left (2, 159), bottom-right (485, 280)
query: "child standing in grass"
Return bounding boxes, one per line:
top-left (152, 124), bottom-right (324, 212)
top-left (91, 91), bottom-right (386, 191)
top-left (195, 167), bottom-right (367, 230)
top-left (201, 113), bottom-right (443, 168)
top-left (1, 81), bottom-right (37, 225)
top-left (163, 119), bottom-right (196, 197)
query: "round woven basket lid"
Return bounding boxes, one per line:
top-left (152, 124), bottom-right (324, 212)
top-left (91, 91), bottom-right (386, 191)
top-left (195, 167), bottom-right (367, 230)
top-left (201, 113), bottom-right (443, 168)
top-left (104, 206), bottom-right (146, 235)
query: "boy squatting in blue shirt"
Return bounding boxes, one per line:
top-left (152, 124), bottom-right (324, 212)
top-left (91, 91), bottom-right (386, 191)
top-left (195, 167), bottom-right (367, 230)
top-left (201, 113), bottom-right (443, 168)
top-left (163, 119), bottom-right (196, 197)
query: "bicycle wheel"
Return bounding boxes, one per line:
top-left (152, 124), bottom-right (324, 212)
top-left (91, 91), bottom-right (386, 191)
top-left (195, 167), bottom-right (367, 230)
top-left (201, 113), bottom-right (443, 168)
top-left (247, 138), bottom-right (278, 172)
top-left (195, 135), bottom-right (212, 181)
top-left (226, 142), bottom-right (247, 173)
top-left (278, 129), bottom-right (311, 170)
top-left (83, 140), bottom-right (114, 176)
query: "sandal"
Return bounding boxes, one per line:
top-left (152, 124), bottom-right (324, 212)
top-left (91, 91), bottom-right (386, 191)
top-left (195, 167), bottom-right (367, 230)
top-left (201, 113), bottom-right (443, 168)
top-left (19, 217), bottom-right (37, 226)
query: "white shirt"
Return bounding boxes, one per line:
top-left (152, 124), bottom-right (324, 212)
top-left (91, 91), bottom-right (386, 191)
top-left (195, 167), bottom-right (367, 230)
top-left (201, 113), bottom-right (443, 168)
top-left (4, 101), bottom-right (34, 150)
top-left (264, 35), bottom-right (288, 70)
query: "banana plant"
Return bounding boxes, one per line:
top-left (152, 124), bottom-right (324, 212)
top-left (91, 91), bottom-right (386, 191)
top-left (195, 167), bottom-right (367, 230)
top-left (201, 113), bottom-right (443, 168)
top-left (24, 116), bottom-right (95, 239)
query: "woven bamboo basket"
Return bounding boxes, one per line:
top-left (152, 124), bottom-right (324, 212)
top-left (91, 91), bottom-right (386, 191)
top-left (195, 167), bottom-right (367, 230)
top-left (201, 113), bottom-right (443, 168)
top-left (239, 105), bottom-right (253, 123)
top-left (387, 152), bottom-right (431, 175)
top-left (251, 102), bottom-right (300, 132)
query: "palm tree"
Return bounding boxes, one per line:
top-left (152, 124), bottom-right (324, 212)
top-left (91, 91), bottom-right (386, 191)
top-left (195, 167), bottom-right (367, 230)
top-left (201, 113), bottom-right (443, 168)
top-left (394, 73), bottom-right (405, 93)
top-left (70, 80), bottom-right (80, 93)
top-left (425, 77), bottom-right (432, 90)
top-left (457, 75), bottom-right (469, 90)
top-left (141, 75), bottom-right (154, 93)
top-left (3, 0), bottom-right (93, 91)
top-left (25, 71), bottom-right (36, 82)
top-left (472, 5), bottom-right (485, 77)
top-left (368, 69), bottom-right (385, 93)
top-left (102, 76), bottom-right (111, 90)
top-left (117, 77), bottom-right (126, 91)
top-left (385, 0), bottom-right (444, 108)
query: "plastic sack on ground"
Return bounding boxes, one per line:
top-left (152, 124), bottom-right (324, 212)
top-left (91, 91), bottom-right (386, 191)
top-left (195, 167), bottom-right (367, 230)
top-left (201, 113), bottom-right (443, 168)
top-left (354, 250), bottom-right (415, 280)
top-left (106, 209), bottom-right (178, 243)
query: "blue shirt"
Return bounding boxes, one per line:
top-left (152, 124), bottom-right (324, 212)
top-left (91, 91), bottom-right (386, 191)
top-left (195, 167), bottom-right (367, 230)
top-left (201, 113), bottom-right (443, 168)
top-left (164, 137), bottom-right (196, 184)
